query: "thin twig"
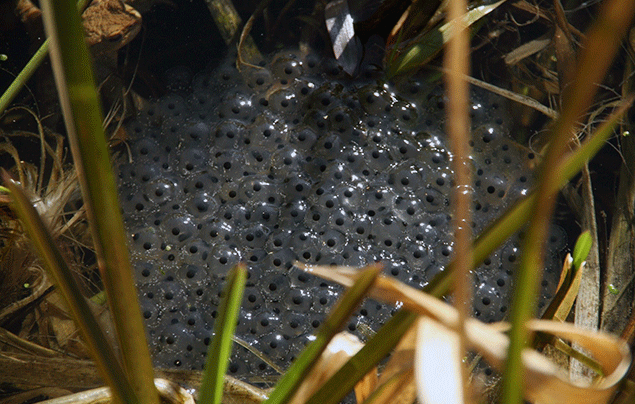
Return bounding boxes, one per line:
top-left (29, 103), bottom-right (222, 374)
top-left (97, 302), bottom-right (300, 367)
top-left (444, 0), bottom-right (472, 399)
top-left (436, 67), bottom-right (559, 118)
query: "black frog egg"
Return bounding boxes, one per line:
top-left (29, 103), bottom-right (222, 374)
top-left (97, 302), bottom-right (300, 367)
top-left (212, 119), bottom-right (247, 150)
top-left (144, 175), bottom-right (181, 207)
top-left (162, 214), bottom-right (197, 246)
top-left (178, 147), bottom-right (209, 175)
top-left (311, 287), bottom-right (339, 313)
top-left (213, 150), bottom-right (246, 179)
top-left (266, 247), bottom-right (297, 271)
top-left (280, 310), bottom-right (311, 337)
top-left (327, 106), bottom-right (357, 138)
top-left (239, 223), bottom-right (271, 249)
top-left (243, 66), bottom-right (274, 92)
top-left (237, 175), bottom-right (278, 202)
top-left (184, 191), bottom-right (218, 218)
top-left (210, 243), bottom-right (242, 275)
top-left (291, 126), bottom-right (319, 150)
top-left (271, 145), bottom-right (304, 176)
top-left (284, 288), bottom-right (312, 313)
top-left (270, 54), bottom-right (304, 83)
top-left (279, 199), bottom-right (309, 227)
top-left (267, 88), bottom-right (299, 116)
top-left (388, 164), bottom-right (425, 193)
top-left (261, 271), bottom-right (291, 302)
top-left (157, 94), bottom-right (188, 118)
top-left (358, 84), bottom-right (393, 116)
top-left (130, 137), bottom-right (161, 161)
top-left (130, 225), bottom-right (162, 254)
top-left (259, 332), bottom-right (292, 364)
top-left (254, 310), bottom-right (280, 334)
top-left (392, 196), bottom-right (425, 226)
top-left (473, 280), bottom-right (509, 323)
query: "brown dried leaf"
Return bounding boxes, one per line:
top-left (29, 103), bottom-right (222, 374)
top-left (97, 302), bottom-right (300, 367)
top-left (299, 264), bottom-right (631, 404)
top-left (415, 317), bottom-right (464, 404)
top-left (324, 0), bottom-right (361, 75)
top-left (366, 324), bottom-right (417, 404)
top-left (38, 291), bottom-right (117, 358)
top-left (289, 332), bottom-right (371, 404)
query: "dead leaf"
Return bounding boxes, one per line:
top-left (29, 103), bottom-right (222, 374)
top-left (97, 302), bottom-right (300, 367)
top-left (325, 0), bottom-right (362, 75)
top-left (415, 317), bottom-right (464, 404)
top-left (299, 263), bottom-right (631, 404)
top-left (289, 332), bottom-right (374, 404)
top-left (367, 324), bottom-right (417, 404)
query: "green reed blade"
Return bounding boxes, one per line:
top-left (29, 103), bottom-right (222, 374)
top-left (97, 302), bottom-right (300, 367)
top-left (1, 171), bottom-right (138, 404)
top-left (0, 0), bottom-right (90, 116)
top-left (38, 1), bottom-right (158, 403)
top-left (264, 265), bottom-right (381, 404)
top-left (386, 0), bottom-right (504, 78)
top-left (199, 264), bottom-right (247, 404)
top-left (471, 97), bottom-right (630, 275)
top-left (572, 230), bottom-right (593, 271)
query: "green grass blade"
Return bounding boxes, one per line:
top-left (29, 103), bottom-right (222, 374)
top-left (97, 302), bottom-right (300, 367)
top-left (38, 1), bottom-right (158, 403)
top-left (540, 231), bottom-right (591, 323)
top-left (572, 230), bottom-right (593, 271)
top-left (1, 171), bottom-right (138, 404)
top-left (0, 40), bottom-right (49, 115)
top-left (0, 0), bottom-right (90, 116)
top-left (199, 264), bottom-right (247, 404)
top-left (386, 0), bottom-right (505, 78)
top-left (264, 265), bottom-right (381, 404)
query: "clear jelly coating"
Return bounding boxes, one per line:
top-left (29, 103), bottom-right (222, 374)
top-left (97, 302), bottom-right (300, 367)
top-left (116, 50), bottom-right (565, 374)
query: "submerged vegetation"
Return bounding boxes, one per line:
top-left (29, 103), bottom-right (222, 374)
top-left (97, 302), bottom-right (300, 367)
top-left (0, 0), bottom-right (634, 404)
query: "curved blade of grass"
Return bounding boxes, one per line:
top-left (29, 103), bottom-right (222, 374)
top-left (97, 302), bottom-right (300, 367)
top-left (428, 97), bottom-right (627, 296)
top-left (1, 171), bottom-right (138, 404)
top-left (0, 40), bottom-right (49, 116)
top-left (38, 2), bottom-right (158, 404)
top-left (0, 0), bottom-right (90, 116)
top-left (199, 264), bottom-right (247, 404)
top-left (502, 0), bottom-right (635, 401)
top-left (535, 235), bottom-right (590, 353)
top-left (572, 230), bottom-right (593, 271)
top-left (386, 0), bottom-right (505, 78)
top-left (541, 231), bottom-right (592, 323)
top-left (303, 97), bottom-right (630, 404)
top-left (264, 264), bottom-right (381, 404)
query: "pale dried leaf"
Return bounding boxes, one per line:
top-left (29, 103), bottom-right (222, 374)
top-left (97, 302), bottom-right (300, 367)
top-left (365, 368), bottom-right (416, 404)
top-left (554, 255), bottom-right (583, 322)
top-left (299, 263), bottom-right (631, 404)
top-left (34, 378), bottom-right (194, 404)
top-left (40, 291), bottom-right (118, 358)
top-left (290, 332), bottom-right (368, 404)
top-left (368, 324), bottom-right (417, 404)
top-left (325, 0), bottom-right (362, 75)
top-left (504, 35), bottom-right (551, 66)
top-left (415, 317), bottom-right (464, 404)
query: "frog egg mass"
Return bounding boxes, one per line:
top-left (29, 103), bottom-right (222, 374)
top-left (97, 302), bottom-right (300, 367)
top-left (116, 51), bottom-right (566, 374)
